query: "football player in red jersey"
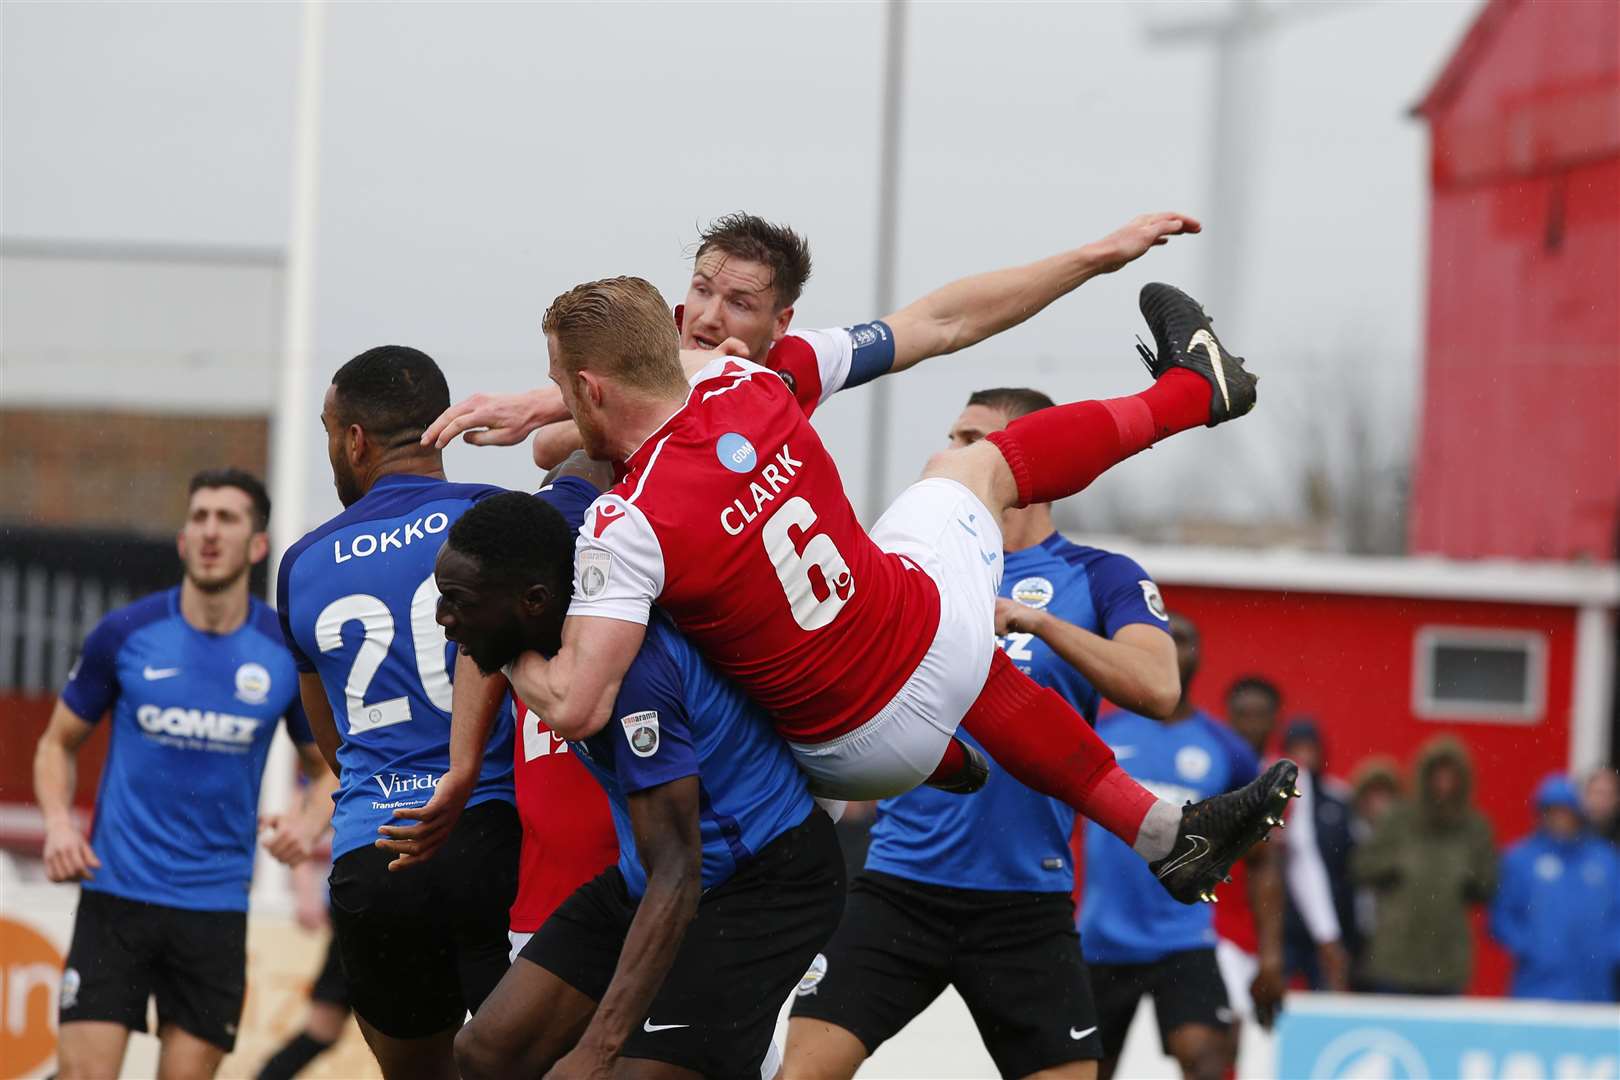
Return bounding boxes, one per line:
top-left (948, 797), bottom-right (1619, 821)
top-left (411, 214), bottom-right (1295, 904)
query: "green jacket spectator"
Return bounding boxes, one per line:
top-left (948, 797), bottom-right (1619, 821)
top-left (1351, 737), bottom-right (1497, 994)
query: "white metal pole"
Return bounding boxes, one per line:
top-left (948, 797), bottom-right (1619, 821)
top-left (258, 0), bottom-right (326, 910)
top-left (864, 0), bottom-right (908, 523)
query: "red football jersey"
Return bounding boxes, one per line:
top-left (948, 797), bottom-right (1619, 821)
top-left (568, 343), bottom-right (941, 743)
top-left (1214, 852), bottom-right (1258, 953)
top-left (510, 699), bottom-right (618, 933)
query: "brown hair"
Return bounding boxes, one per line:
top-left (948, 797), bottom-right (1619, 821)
top-left (966, 387), bottom-right (1056, 422)
top-left (695, 213), bottom-right (813, 309)
top-left (542, 276), bottom-right (685, 393)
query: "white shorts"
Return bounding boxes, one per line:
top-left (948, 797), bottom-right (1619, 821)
top-left (789, 478), bottom-right (1002, 800)
top-left (1215, 937), bottom-right (1256, 1024)
top-left (509, 929), bottom-right (533, 965)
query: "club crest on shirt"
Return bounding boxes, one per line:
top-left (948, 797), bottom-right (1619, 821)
top-left (60, 967), bottom-right (81, 1011)
top-left (1176, 745), bottom-right (1212, 782)
top-left (1010, 576), bottom-right (1054, 610)
top-left (796, 953), bottom-right (829, 996)
top-left (234, 662), bottom-right (271, 705)
top-left (1139, 580), bottom-right (1168, 621)
top-left (578, 550), bottom-right (613, 600)
top-left (620, 710), bottom-right (660, 757)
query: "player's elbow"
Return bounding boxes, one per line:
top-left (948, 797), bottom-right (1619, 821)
top-left (544, 698), bottom-right (608, 742)
top-left (1140, 669), bottom-right (1181, 721)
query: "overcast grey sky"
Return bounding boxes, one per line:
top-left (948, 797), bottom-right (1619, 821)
top-left (3, 0), bottom-right (1481, 538)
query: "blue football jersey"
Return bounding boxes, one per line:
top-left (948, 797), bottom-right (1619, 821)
top-left (1079, 708), bottom-right (1260, 964)
top-left (279, 475), bottom-right (570, 859)
top-left (865, 534), bottom-right (1169, 893)
top-left (60, 589), bottom-right (312, 912)
top-left (571, 613), bottom-right (814, 899)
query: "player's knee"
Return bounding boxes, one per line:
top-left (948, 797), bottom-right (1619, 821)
top-left (452, 1021), bottom-right (502, 1080)
top-left (920, 441), bottom-right (1015, 514)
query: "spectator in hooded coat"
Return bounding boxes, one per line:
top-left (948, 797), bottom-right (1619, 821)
top-left (1351, 737), bottom-right (1496, 995)
top-left (1490, 774), bottom-right (1620, 1003)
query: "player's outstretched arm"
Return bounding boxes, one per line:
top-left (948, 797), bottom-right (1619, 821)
top-left (376, 651), bottom-right (506, 869)
top-left (549, 776), bottom-right (702, 1077)
top-left (507, 616), bottom-right (647, 742)
top-left (33, 701), bottom-right (102, 883)
top-left (880, 211), bottom-right (1201, 375)
top-left (996, 598), bottom-right (1180, 719)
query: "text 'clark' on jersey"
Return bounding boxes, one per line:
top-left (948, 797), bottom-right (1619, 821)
top-left (61, 589), bottom-right (312, 911)
top-left (867, 535), bottom-right (1170, 893)
top-left (279, 473), bottom-right (529, 860)
top-left (567, 342), bottom-right (941, 744)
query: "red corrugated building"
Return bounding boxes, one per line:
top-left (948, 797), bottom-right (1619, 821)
top-left (1409, 0), bottom-right (1620, 561)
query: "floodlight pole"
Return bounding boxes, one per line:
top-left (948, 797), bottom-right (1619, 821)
top-left (260, 0), bottom-right (326, 906)
top-left (864, 0), bottom-right (908, 523)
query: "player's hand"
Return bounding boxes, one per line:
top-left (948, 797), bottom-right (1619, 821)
top-left (1085, 211), bottom-right (1202, 275)
top-left (994, 597), bottom-right (1044, 636)
top-left (422, 388), bottom-right (569, 450)
top-left (532, 420), bottom-right (587, 469)
top-left (543, 1044), bottom-right (614, 1080)
top-left (374, 770), bottom-right (474, 870)
top-left (295, 889), bottom-right (329, 933)
top-left (1249, 961), bottom-right (1286, 1030)
top-left (1317, 939), bottom-right (1350, 992)
top-left (43, 821), bottom-right (100, 882)
top-left (259, 813), bottom-right (321, 866)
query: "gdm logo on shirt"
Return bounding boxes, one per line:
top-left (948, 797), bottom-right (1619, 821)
top-left (234, 662), bottom-right (271, 705)
top-left (716, 432), bottom-right (757, 474)
top-left (1010, 576), bottom-right (1055, 610)
top-left (620, 710), bottom-right (660, 757)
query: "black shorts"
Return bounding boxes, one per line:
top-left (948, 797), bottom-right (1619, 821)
top-left (790, 870), bottom-right (1101, 1078)
top-left (59, 889), bottom-right (247, 1051)
top-left (1088, 948), bottom-right (1229, 1061)
top-left (522, 809), bottom-right (844, 1077)
top-left (329, 799), bottom-right (519, 1039)
top-left (309, 915), bottom-right (350, 1009)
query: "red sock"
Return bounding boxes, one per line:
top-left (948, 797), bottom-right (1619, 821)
top-left (985, 368), bottom-right (1210, 506)
top-left (961, 650), bottom-right (1160, 845)
top-left (924, 737), bottom-right (970, 786)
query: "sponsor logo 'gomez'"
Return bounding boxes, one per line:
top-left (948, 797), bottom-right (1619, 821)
top-left (136, 705), bottom-right (260, 745)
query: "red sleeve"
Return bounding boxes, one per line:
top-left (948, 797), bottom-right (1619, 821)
top-left (762, 335), bottom-right (826, 418)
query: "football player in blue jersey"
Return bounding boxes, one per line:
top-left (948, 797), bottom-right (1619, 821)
top-left (1080, 613), bottom-right (1278, 1080)
top-left (277, 346), bottom-right (526, 1080)
top-left (785, 388), bottom-right (1180, 1080)
top-left (33, 468), bottom-right (333, 1080)
top-left (433, 492), bottom-right (845, 1079)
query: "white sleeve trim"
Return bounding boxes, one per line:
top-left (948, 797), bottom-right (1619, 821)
top-left (1284, 768), bottom-right (1343, 944)
top-left (566, 496), bottom-right (664, 626)
top-left (788, 327), bottom-right (854, 405)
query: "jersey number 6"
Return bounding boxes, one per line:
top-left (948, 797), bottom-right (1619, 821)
top-left (314, 576), bottom-right (453, 735)
top-left (762, 496), bottom-right (855, 631)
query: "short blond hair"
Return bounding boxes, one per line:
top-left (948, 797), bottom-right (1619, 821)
top-left (542, 276), bottom-right (685, 393)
